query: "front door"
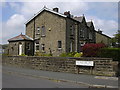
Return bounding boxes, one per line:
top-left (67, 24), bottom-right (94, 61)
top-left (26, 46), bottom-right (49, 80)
top-left (19, 44), bottom-right (22, 55)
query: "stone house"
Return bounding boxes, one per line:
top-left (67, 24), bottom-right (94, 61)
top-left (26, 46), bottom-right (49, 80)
top-left (95, 30), bottom-right (111, 46)
top-left (7, 7), bottom-right (111, 56)
top-left (8, 33), bottom-right (34, 56)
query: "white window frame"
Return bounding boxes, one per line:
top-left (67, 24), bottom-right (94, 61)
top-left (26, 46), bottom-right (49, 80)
top-left (36, 27), bottom-right (40, 34)
top-left (35, 40), bottom-right (39, 51)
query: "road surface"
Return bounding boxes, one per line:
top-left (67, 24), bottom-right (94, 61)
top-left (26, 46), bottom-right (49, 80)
top-left (2, 65), bottom-right (118, 88)
top-left (2, 67), bottom-right (87, 88)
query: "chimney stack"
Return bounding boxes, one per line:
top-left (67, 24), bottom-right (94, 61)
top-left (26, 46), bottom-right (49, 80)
top-left (98, 29), bottom-right (102, 34)
top-left (53, 7), bottom-right (59, 12)
top-left (64, 11), bottom-right (71, 17)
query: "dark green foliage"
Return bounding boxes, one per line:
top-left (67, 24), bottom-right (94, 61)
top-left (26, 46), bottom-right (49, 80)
top-left (99, 48), bottom-right (120, 61)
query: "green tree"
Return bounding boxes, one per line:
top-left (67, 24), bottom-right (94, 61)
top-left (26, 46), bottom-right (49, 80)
top-left (111, 30), bottom-right (120, 48)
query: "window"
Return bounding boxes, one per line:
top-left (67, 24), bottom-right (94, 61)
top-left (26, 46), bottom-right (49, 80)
top-left (35, 40), bottom-right (39, 51)
top-left (89, 32), bottom-right (92, 39)
top-left (27, 43), bottom-right (30, 50)
top-left (70, 25), bottom-right (74, 35)
top-left (58, 41), bottom-right (62, 48)
top-left (36, 40), bottom-right (39, 44)
top-left (41, 26), bottom-right (46, 36)
top-left (36, 45), bottom-right (39, 50)
top-left (82, 30), bottom-right (85, 37)
top-left (80, 29), bottom-right (85, 38)
top-left (42, 44), bottom-right (45, 51)
top-left (36, 27), bottom-right (40, 34)
top-left (70, 42), bottom-right (73, 52)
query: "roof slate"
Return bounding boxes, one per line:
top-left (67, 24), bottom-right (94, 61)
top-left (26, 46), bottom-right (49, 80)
top-left (73, 16), bottom-right (84, 22)
top-left (25, 7), bottom-right (67, 24)
top-left (87, 22), bottom-right (92, 27)
top-left (8, 33), bottom-right (33, 42)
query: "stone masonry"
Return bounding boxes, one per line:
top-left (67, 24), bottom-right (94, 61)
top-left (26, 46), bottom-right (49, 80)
top-left (2, 56), bottom-right (117, 76)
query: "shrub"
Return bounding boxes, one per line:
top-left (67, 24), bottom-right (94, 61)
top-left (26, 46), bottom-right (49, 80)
top-left (34, 52), bottom-right (44, 56)
top-left (59, 52), bottom-right (77, 57)
top-left (82, 43), bottom-right (106, 57)
top-left (67, 52), bottom-right (77, 57)
top-left (99, 48), bottom-right (120, 61)
top-left (59, 53), bottom-right (68, 57)
top-left (74, 52), bottom-right (83, 57)
top-left (19, 53), bottom-right (27, 56)
top-left (43, 54), bottom-right (53, 57)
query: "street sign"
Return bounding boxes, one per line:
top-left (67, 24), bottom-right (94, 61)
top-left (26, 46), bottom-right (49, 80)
top-left (76, 61), bottom-right (94, 66)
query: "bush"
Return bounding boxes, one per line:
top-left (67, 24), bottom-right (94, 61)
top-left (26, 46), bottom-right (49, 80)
top-left (34, 52), bottom-right (44, 56)
top-left (59, 52), bottom-right (77, 57)
top-left (59, 53), bottom-right (68, 57)
top-left (43, 54), bottom-right (53, 57)
top-left (82, 43), bottom-right (106, 57)
top-left (19, 53), bottom-right (27, 56)
top-left (67, 52), bottom-right (77, 57)
top-left (99, 48), bottom-right (120, 61)
top-left (74, 52), bottom-right (83, 57)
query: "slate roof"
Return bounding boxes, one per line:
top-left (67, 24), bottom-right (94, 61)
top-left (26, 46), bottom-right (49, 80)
top-left (73, 16), bottom-right (84, 22)
top-left (95, 30), bottom-right (111, 39)
top-left (87, 22), bottom-right (92, 27)
top-left (8, 33), bottom-right (33, 42)
top-left (25, 6), bottom-right (67, 24)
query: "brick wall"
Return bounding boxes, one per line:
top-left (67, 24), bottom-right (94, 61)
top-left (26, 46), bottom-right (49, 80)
top-left (2, 56), bottom-right (118, 76)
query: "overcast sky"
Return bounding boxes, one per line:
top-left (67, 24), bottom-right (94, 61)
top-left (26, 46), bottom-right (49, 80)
top-left (1, 0), bottom-right (119, 44)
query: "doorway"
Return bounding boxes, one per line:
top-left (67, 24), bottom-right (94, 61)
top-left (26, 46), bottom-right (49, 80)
top-left (19, 44), bottom-right (22, 55)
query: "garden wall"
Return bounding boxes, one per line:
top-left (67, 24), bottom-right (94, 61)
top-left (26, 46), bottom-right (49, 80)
top-left (2, 56), bottom-right (118, 76)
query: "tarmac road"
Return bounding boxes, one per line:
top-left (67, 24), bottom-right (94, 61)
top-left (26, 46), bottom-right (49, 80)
top-left (2, 65), bottom-right (118, 88)
top-left (2, 68), bottom-right (87, 88)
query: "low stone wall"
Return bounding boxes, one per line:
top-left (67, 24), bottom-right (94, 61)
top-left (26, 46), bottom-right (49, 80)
top-left (2, 56), bottom-right (117, 76)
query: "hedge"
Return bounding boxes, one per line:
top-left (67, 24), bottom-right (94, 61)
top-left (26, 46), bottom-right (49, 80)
top-left (99, 48), bottom-right (120, 61)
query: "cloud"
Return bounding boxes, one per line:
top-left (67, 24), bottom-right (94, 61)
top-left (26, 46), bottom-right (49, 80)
top-left (8, 2), bottom-right (21, 11)
top-left (86, 15), bottom-right (118, 37)
top-left (20, 2), bottom-right (88, 19)
top-left (2, 2), bottom-right (118, 44)
top-left (2, 14), bottom-right (26, 44)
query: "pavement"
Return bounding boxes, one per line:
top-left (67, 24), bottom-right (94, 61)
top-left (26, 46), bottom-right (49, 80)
top-left (2, 65), bottom-right (118, 88)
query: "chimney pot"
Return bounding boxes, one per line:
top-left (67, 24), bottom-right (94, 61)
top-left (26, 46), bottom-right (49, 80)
top-left (98, 29), bottom-right (102, 34)
top-left (53, 8), bottom-right (59, 12)
top-left (64, 11), bottom-right (71, 17)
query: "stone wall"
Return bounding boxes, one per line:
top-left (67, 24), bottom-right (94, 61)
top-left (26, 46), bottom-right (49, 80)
top-left (2, 56), bottom-right (118, 76)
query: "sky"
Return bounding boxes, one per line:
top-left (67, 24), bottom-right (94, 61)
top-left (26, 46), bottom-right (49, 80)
top-left (1, 0), bottom-right (119, 44)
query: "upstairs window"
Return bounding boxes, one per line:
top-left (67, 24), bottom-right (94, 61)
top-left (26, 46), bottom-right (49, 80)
top-left (58, 41), bottom-right (62, 49)
top-left (80, 29), bottom-right (84, 37)
top-left (89, 32), bottom-right (92, 39)
top-left (27, 43), bottom-right (30, 50)
top-left (36, 27), bottom-right (40, 34)
top-left (70, 25), bottom-right (74, 35)
top-left (41, 26), bottom-right (46, 36)
top-left (36, 45), bottom-right (39, 50)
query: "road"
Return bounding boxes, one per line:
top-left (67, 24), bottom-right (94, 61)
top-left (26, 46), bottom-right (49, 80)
top-left (2, 65), bottom-right (118, 88)
top-left (2, 67), bottom-right (87, 88)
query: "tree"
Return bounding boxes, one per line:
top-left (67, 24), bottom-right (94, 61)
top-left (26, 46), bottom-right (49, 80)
top-left (111, 30), bottom-right (120, 48)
